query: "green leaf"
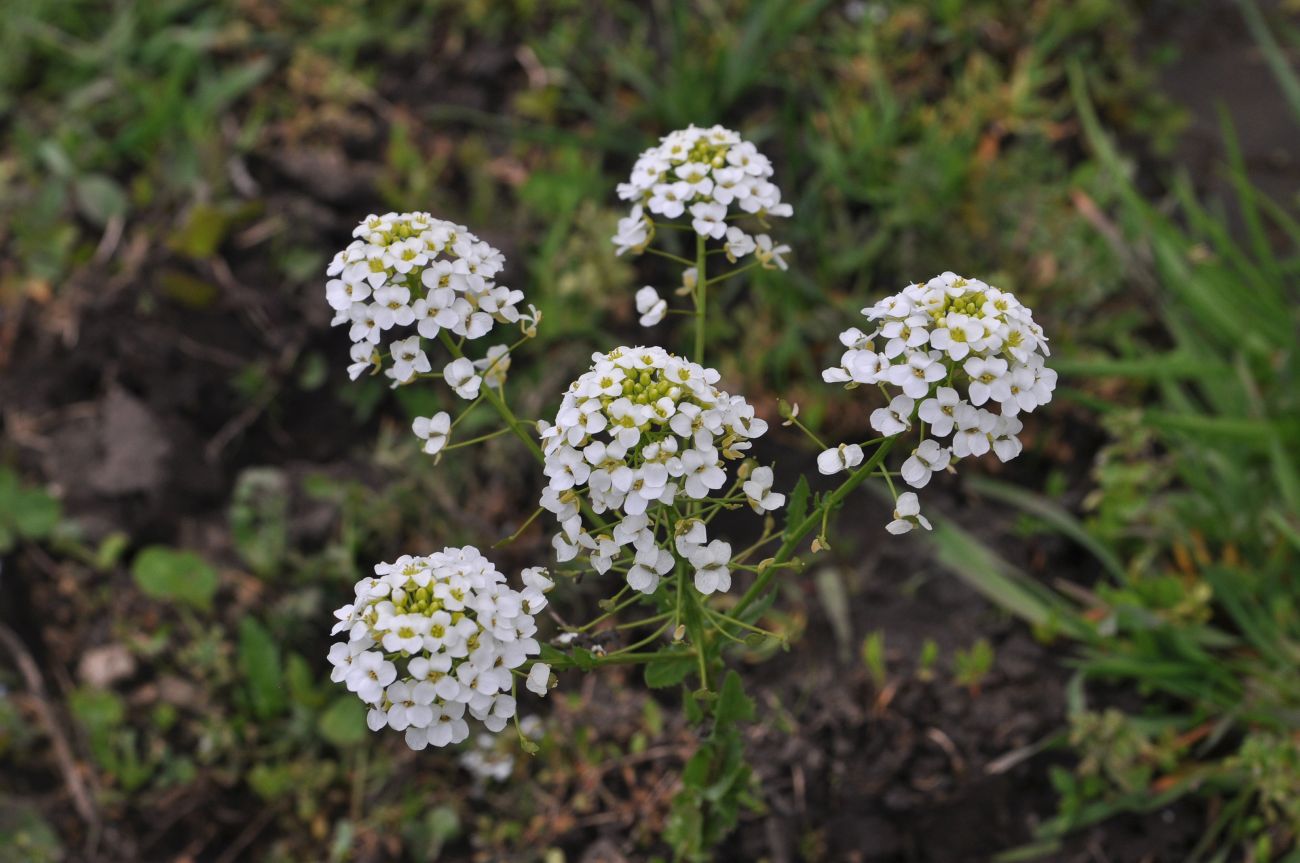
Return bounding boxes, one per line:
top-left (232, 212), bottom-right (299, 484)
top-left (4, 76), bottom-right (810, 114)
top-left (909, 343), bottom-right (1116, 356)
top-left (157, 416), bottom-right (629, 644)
top-left (10, 488), bottom-right (60, 540)
top-left (1143, 411), bottom-right (1293, 446)
top-left (925, 519), bottom-right (1089, 638)
top-left (568, 647), bottom-right (599, 672)
top-left (403, 805), bottom-right (461, 861)
top-left (247, 762), bottom-right (296, 800)
top-left (72, 174), bottom-right (128, 226)
top-left (967, 476), bottom-right (1126, 582)
top-left (680, 748), bottom-right (713, 789)
top-left (167, 203), bottom-right (230, 259)
top-left (157, 269), bottom-right (219, 308)
top-left (0, 469), bottom-right (61, 550)
top-left (1049, 354), bottom-right (1224, 381)
top-left (538, 643), bottom-right (568, 664)
top-left (131, 547), bottom-right (219, 611)
top-left (1238, 0), bottom-right (1300, 124)
top-left (238, 617), bottom-right (285, 719)
top-left (37, 142), bottom-right (73, 178)
top-left (0, 799), bottom-right (63, 863)
top-left (644, 652), bottom-right (695, 689)
top-left (68, 687), bottom-right (126, 736)
top-left (713, 671), bottom-right (754, 730)
top-left (229, 468), bottom-right (289, 578)
top-left (318, 697), bottom-right (367, 747)
top-left (814, 567), bottom-right (853, 663)
top-left (285, 653), bottom-right (322, 709)
top-left (783, 475), bottom-right (810, 539)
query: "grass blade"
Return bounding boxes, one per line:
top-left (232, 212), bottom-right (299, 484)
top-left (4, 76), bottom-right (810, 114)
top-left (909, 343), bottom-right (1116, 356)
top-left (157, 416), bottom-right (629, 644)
top-left (966, 476), bottom-right (1126, 582)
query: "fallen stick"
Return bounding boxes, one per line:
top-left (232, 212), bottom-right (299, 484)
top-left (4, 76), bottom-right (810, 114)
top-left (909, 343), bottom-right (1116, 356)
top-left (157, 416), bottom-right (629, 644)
top-left (0, 622), bottom-right (100, 830)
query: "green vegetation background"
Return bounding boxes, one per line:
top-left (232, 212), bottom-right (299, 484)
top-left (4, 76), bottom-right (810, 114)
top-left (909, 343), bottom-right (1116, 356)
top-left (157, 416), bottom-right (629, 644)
top-left (1, 1), bottom-right (1298, 861)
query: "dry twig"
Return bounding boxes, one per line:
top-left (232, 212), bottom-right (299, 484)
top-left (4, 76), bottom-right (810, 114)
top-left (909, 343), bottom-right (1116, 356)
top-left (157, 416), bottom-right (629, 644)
top-left (0, 622), bottom-right (101, 832)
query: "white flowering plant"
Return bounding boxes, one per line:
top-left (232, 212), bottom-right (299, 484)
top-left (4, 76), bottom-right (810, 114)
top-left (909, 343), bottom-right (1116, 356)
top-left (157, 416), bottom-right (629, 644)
top-left (315, 126), bottom-right (1055, 854)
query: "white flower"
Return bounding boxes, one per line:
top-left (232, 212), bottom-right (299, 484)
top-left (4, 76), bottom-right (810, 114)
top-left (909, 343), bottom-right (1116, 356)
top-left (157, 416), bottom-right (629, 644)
top-left (674, 520), bottom-right (708, 557)
top-left (690, 202), bottom-right (728, 239)
top-left (917, 387), bottom-right (961, 437)
top-left (329, 547), bottom-right (549, 751)
top-left (690, 540), bottom-right (732, 595)
top-left (649, 182), bottom-right (690, 218)
top-left (347, 342), bottom-right (375, 381)
top-left (991, 415), bottom-right (1024, 462)
top-left (724, 226), bottom-right (756, 261)
top-left (540, 346), bottom-right (768, 594)
top-left (519, 304), bottom-right (542, 338)
top-left (964, 356), bottom-right (1009, 407)
top-left (754, 234), bottom-right (790, 270)
top-left (742, 466), bottom-right (785, 512)
top-left (345, 651), bottom-right (396, 704)
top-left (870, 395), bottom-right (915, 437)
top-left (824, 273), bottom-right (1055, 532)
top-left (613, 125), bottom-right (790, 255)
top-left (827, 273), bottom-right (1053, 419)
top-left (613, 205), bottom-right (650, 256)
top-left (899, 440), bottom-right (950, 489)
top-left (474, 344), bottom-right (511, 389)
top-left (521, 566), bottom-right (554, 593)
top-left (626, 542), bottom-right (673, 593)
top-left (388, 335), bottom-right (431, 384)
top-left (817, 443), bottom-right (865, 476)
top-left (460, 734), bottom-right (515, 783)
top-left (951, 406), bottom-right (996, 458)
top-left (412, 412), bottom-right (451, 455)
top-left (929, 313), bottom-right (985, 361)
top-left (887, 350), bottom-right (946, 399)
top-left (526, 663), bottom-right (551, 697)
top-left (385, 680), bottom-right (435, 731)
top-left (886, 492), bottom-right (932, 535)
top-left (682, 447), bottom-right (726, 498)
top-left (635, 286), bottom-right (667, 327)
top-left (325, 213), bottom-right (524, 394)
top-left (444, 357), bottom-right (482, 400)
top-left (381, 613), bottom-right (431, 653)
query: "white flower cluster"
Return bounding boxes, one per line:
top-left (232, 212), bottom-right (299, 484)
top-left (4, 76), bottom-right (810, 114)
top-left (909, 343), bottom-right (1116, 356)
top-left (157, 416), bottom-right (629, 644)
top-left (459, 716), bottom-right (544, 784)
top-left (325, 212), bottom-right (537, 394)
top-left (328, 546), bottom-right (555, 750)
top-left (539, 346), bottom-right (779, 595)
top-left (613, 125), bottom-right (792, 261)
top-left (821, 272), bottom-right (1056, 530)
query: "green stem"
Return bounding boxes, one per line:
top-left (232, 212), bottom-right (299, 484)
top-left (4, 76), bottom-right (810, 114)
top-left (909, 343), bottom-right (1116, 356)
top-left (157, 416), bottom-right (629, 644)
top-left (705, 259), bottom-right (761, 286)
top-left (684, 574), bottom-right (711, 691)
top-left (878, 463), bottom-right (898, 500)
top-left (674, 558), bottom-right (685, 633)
top-left (731, 530), bottom-right (781, 566)
top-left (614, 611), bottom-right (672, 630)
top-left (703, 605), bottom-right (783, 641)
top-left (440, 427), bottom-right (511, 452)
top-left (493, 505), bottom-right (546, 548)
top-left (448, 393), bottom-right (485, 430)
top-left (551, 650), bottom-right (692, 669)
top-left (731, 437), bottom-right (898, 619)
top-left (571, 585), bottom-right (636, 633)
top-left (607, 620), bottom-right (671, 655)
top-left (481, 382), bottom-right (544, 462)
top-left (787, 414), bottom-right (829, 450)
top-left (438, 331), bottom-right (544, 464)
top-left (646, 247), bottom-right (696, 267)
top-left (694, 232), bottom-right (707, 363)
